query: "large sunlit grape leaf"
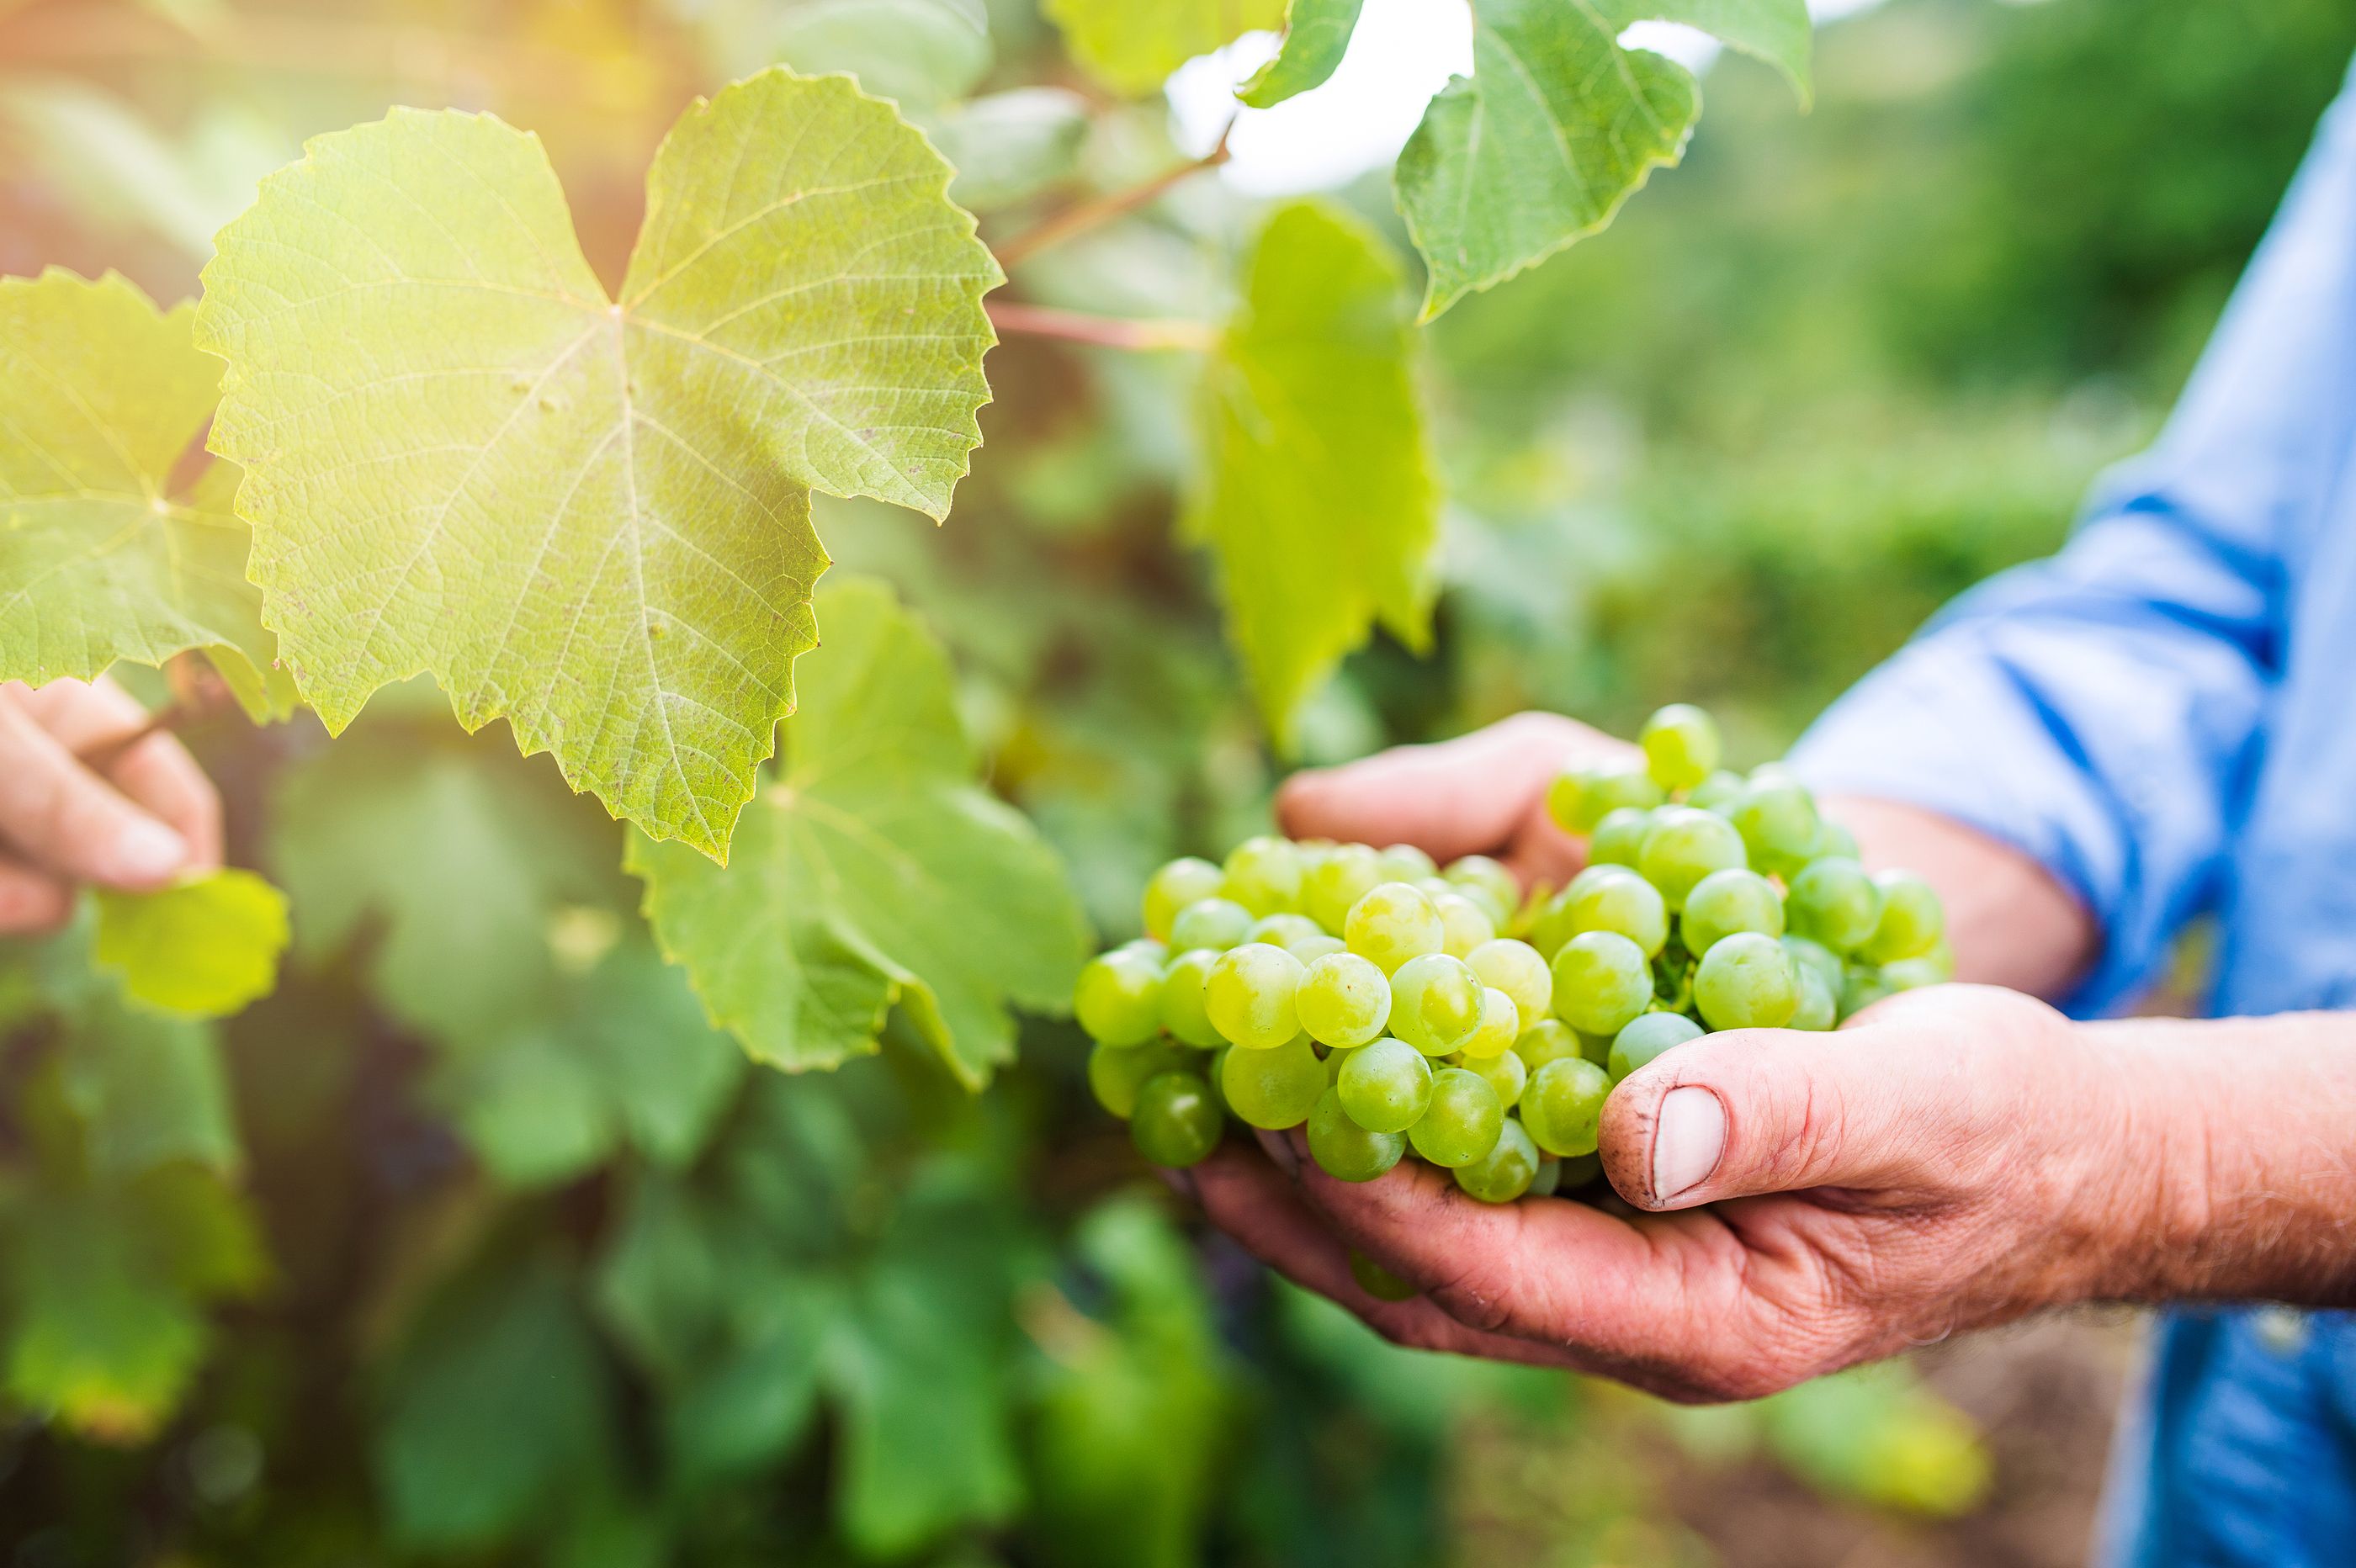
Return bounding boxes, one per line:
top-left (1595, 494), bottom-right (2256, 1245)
top-left (1395, 0), bottom-right (1811, 319)
top-left (1186, 201), bottom-right (1438, 746)
top-left (1238, 0), bottom-right (1364, 108)
top-left (92, 868), bottom-right (289, 1020)
top-left (0, 271), bottom-right (286, 720)
top-left (195, 70), bottom-right (1004, 859)
top-left (627, 578), bottom-right (1090, 1088)
top-left (1043, 0), bottom-right (1287, 96)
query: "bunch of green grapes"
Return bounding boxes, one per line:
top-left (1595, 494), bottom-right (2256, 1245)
top-left (1074, 703), bottom-right (1951, 1205)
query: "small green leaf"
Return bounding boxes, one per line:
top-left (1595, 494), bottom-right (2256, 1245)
top-left (926, 88), bottom-right (1092, 211)
top-left (1610, 0), bottom-right (1812, 106)
top-left (57, 998), bottom-right (238, 1178)
top-left (93, 868), bottom-right (289, 1020)
top-left (1237, 0), bottom-right (1365, 109)
top-left (196, 71), bottom-right (1004, 858)
top-left (0, 271), bottom-right (286, 719)
top-left (628, 578), bottom-right (1090, 1088)
top-left (1044, 0), bottom-right (1288, 96)
top-left (1187, 201), bottom-right (1439, 745)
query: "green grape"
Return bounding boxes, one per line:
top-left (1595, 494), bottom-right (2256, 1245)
top-left (1388, 953), bottom-right (1484, 1055)
top-left (1336, 1036), bottom-right (1434, 1133)
top-left (1445, 855), bottom-right (1520, 922)
top-left (1880, 956), bottom-right (1947, 992)
top-left (1074, 946), bottom-right (1165, 1046)
top-left (1547, 760), bottom-right (1665, 834)
top-left (1520, 1057), bottom-right (1611, 1156)
top-left (1839, 964), bottom-right (1896, 1020)
top-left (1457, 986), bottom-right (1520, 1060)
top-left (1304, 843), bottom-right (1383, 931)
top-left (1553, 1151), bottom-right (1603, 1191)
top-left (1637, 807), bottom-right (1748, 910)
top-left (1112, 936), bottom-right (1169, 964)
top-left (1860, 871), bottom-right (1945, 962)
top-left (1528, 1157), bottom-right (1562, 1197)
top-left (1222, 1032), bottom-right (1327, 1129)
top-left (1131, 1070), bottom-right (1223, 1167)
top-left (1786, 856), bottom-right (1883, 953)
top-left (1296, 951), bottom-right (1392, 1047)
top-left (1169, 897), bottom-right (1254, 953)
top-left (1409, 1067), bottom-right (1505, 1168)
top-left (1453, 1117), bottom-right (1539, 1203)
top-left (1607, 1010), bottom-right (1703, 1081)
top-left (1308, 1088), bottom-right (1407, 1181)
top-left (1323, 1043), bottom-right (1355, 1085)
top-left (1789, 964), bottom-right (1839, 1030)
top-left (1142, 856), bottom-right (1224, 940)
top-left (1206, 942), bottom-right (1307, 1050)
top-left (1694, 931), bottom-right (1800, 1030)
top-left (1811, 819), bottom-right (1861, 862)
top-left (1560, 866), bottom-right (1669, 958)
top-left (1729, 776), bottom-right (1821, 871)
top-left (1550, 930), bottom-right (1653, 1036)
top-left (1204, 1045), bottom-right (1233, 1115)
top-left (1089, 1040), bottom-right (1190, 1118)
top-left (1344, 882), bottom-right (1444, 974)
top-left (1249, 913), bottom-right (1325, 950)
top-left (1222, 834), bottom-right (1304, 916)
top-left (1780, 934), bottom-right (1845, 996)
top-left (1679, 868), bottom-right (1785, 956)
top-left (1589, 806), bottom-right (1653, 867)
top-left (1467, 937), bottom-right (1552, 1023)
top-left (1688, 769), bottom-right (1748, 813)
top-left (1288, 933), bottom-right (1348, 963)
top-left (1430, 890), bottom-right (1498, 958)
top-left (1377, 843), bottom-right (1438, 883)
top-left (1349, 1249), bottom-right (1419, 1300)
top-left (1641, 702), bottom-right (1722, 792)
top-left (1512, 1018), bottom-right (1584, 1072)
top-left (1156, 949), bottom-right (1225, 1047)
top-left (1463, 1046), bottom-right (1527, 1110)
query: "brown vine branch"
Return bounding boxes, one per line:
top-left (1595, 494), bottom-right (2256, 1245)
top-left (74, 703), bottom-right (188, 773)
top-left (987, 300), bottom-right (1217, 353)
top-left (992, 117), bottom-right (1238, 270)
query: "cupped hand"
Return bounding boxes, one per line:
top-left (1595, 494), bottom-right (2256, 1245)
top-left (0, 678), bottom-right (222, 935)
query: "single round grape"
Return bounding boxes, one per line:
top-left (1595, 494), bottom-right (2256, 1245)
top-left (1410, 1067), bottom-right (1506, 1168)
top-left (1130, 1070), bottom-right (1223, 1167)
top-left (1112, 936), bottom-right (1169, 964)
top-left (1839, 964), bottom-right (1896, 1020)
top-left (1349, 1249), bottom-right (1419, 1300)
top-left (1344, 882), bottom-right (1445, 974)
top-left (1457, 986), bottom-right (1521, 1060)
top-left (1169, 897), bottom-right (1254, 954)
top-left (1679, 868), bottom-right (1786, 956)
top-left (1204, 1046), bottom-right (1233, 1115)
top-left (1879, 956), bottom-right (1947, 992)
top-left (1388, 953), bottom-right (1484, 1055)
top-left (1222, 834), bottom-right (1304, 917)
top-left (1641, 702), bottom-right (1722, 792)
top-left (1308, 1088), bottom-right (1407, 1181)
top-left (1335, 1036), bottom-right (1435, 1133)
top-left (1789, 964), bottom-right (1839, 1030)
top-left (1561, 866), bottom-right (1669, 958)
top-left (1377, 843), bottom-right (1438, 883)
top-left (1811, 820), bottom-right (1862, 862)
top-left (1547, 760), bottom-right (1665, 834)
top-left (1323, 1043), bottom-right (1355, 1085)
top-left (1781, 934), bottom-right (1845, 996)
top-left (1142, 856), bottom-right (1224, 940)
top-left (1520, 1057), bottom-right (1611, 1157)
top-left (1688, 769), bottom-right (1747, 813)
top-left (1428, 891), bottom-right (1497, 959)
top-left (1445, 855), bottom-right (1520, 922)
top-left (1512, 1017), bottom-right (1585, 1072)
top-left (1206, 942), bottom-right (1307, 1050)
top-left (1786, 856), bottom-right (1883, 953)
top-left (1155, 949), bottom-right (1225, 1047)
top-left (1637, 807), bottom-right (1748, 911)
top-left (1454, 1117), bottom-right (1539, 1203)
top-left (1248, 912), bottom-right (1325, 951)
top-left (1222, 1032), bottom-right (1326, 1129)
top-left (1589, 806), bottom-right (1653, 868)
top-left (1729, 777), bottom-right (1821, 871)
top-left (1860, 871), bottom-right (1945, 963)
top-left (1088, 1040), bottom-right (1190, 1118)
top-left (1463, 1046), bottom-right (1527, 1110)
top-left (1296, 951), bottom-right (1393, 1048)
top-left (1607, 1010), bottom-right (1704, 1081)
top-left (1550, 930), bottom-right (1654, 1037)
top-left (1694, 931), bottom-right (1800, 1030)
top-left (1527, 1157), bottom-right (1562, 1197)
top-left (1467, 937), bottom-right (1552, 1023)
top-left (1290, 934), bottom-right (1349, 964)
top-left (1074, 946), bottom-right (1165, 1046)
top-left (1304, 842), bottom-right (1384, 932)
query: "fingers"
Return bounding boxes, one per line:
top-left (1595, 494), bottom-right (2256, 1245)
top-left (0, 858), bottom-right (72, 935)
top-left (0, 683), bottom-right (197, 890)
top-left (10, 678), bottom-right (220, 866)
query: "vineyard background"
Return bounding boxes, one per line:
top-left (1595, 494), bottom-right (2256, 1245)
top-left (3, 0), bottom-right (2353, 1564)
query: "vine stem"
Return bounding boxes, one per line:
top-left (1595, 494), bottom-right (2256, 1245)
top-left (987, 301), bottom-right (1217, 353)
top-left (992, 118), bottom-right (1238, 270)
top-left (74, 704), bottom-right (188, 772)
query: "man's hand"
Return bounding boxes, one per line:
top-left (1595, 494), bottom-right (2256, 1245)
top-left (0, 678), bottom-right (221, 935)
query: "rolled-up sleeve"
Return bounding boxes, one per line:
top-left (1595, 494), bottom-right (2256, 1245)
top-left (1793, 66), bottom-right (2356, 1013)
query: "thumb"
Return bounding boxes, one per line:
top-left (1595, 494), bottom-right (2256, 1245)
top-left (1599, 1026), bottom-right (1938, 1210)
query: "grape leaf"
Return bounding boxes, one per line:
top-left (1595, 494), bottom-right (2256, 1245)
top-left (1238, 0), bottom-right (1365, 109)
top-left (924, 88), bottom-right (1091, 211)
top-left (195, 70), bottom-right (1004, 859)
top-left (57, 1000), bottom-right (238, 1178)
top-left (93, 868), bottom-right (289, 1020)
top-left (681, 0), bottom-right (994, 111)
top-left (1043, 0), bottom-right (1288, 96)
top-left (0, 271), bottom-right (286, 720)
top-left (627, 577), bottom-right (1090, 1089)
top-left (1186, 201), bottom-right (1439, 745)
top-left (1395, 0), bottom-right (1811, 320)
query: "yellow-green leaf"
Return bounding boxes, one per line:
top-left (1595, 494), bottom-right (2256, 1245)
top-left (93, 868), bottom-right (289, 1019)
top-left (1237, 0), bottom-right (1364, 109)
top-left (1044, 0), bottom-right (1287, 97)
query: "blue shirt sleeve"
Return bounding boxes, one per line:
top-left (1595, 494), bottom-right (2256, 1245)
top-left (1791, 68), bottom-right (2356, 1014)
